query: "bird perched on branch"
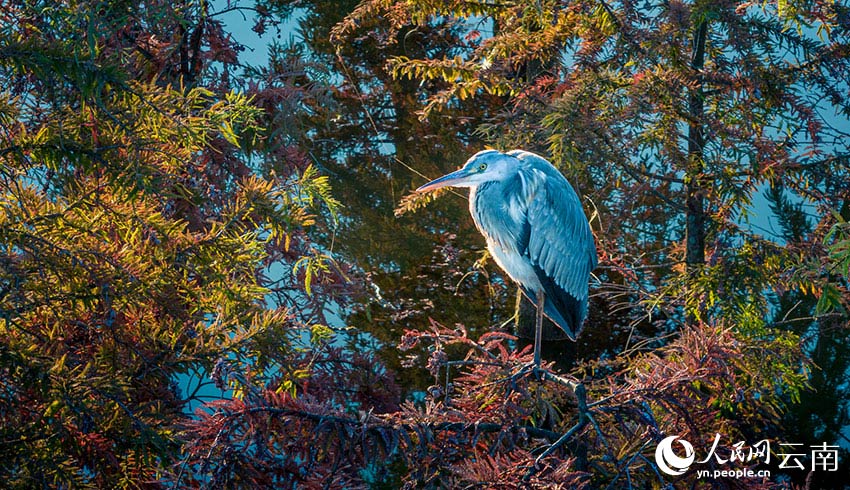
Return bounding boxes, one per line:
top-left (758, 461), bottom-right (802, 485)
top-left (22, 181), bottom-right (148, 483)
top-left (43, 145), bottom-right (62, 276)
top-left (417, 149), bottom-right (597, 368)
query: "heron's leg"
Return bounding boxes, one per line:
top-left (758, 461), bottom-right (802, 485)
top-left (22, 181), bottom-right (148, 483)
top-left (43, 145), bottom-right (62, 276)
top-left (534, 290), bottom-right (545, 368)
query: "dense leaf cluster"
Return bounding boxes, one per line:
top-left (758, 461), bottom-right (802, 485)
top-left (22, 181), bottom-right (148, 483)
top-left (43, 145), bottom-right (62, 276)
top-left (1, 0), bottom-right (344, 486)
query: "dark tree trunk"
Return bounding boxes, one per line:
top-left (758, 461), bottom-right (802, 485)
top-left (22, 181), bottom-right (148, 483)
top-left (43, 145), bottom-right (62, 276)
top-left (685, 19), bottom-right (708, 326)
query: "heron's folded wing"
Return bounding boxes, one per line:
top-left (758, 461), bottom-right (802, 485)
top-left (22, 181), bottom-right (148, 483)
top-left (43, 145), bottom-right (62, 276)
top-left (515, 155), bottom-right (596, 316)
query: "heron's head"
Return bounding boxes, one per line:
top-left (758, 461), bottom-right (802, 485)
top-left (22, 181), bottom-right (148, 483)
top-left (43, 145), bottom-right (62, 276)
top-left (416, 150), bottom-right (517, 192)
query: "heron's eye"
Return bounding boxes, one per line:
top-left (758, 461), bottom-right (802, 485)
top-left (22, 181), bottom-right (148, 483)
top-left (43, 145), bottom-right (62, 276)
top-left (478, 163), bottom-right (487, 171)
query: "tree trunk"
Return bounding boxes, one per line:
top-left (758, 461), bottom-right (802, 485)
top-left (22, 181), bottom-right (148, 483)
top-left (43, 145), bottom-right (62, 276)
top-left (685, 19), bottom-right (708, 326)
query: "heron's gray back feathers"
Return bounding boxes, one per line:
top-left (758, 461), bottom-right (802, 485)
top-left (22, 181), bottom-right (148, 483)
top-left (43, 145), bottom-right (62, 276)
top-left (471, 150), bottom-right (596, 338)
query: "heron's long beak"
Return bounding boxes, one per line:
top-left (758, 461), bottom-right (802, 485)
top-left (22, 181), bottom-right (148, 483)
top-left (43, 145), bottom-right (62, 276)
top-left (416, 168), bottom-right (471, 193)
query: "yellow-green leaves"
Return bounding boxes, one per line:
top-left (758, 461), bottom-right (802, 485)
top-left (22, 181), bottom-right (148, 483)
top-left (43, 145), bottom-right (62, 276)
top-left (293, 254), bottom-right (334, 296)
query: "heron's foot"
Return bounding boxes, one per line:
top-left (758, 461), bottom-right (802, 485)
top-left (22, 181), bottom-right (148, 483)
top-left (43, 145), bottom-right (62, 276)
top-left (492, 361), bottom-right (545, 391)
top-left (516, 360), bottom-right (547, 381)
top-left (521, 360), bottom-right (548, 378)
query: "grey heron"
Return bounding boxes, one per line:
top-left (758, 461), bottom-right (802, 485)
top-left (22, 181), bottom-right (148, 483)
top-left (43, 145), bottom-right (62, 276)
top-left (417, 149), bottom-right (597, 368)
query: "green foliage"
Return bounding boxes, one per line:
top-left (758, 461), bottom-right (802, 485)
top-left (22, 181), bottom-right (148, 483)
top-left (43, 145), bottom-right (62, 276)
top-left (826, 217), bottom-right (850, 280)
top-left (0, 0), bottom-right (345, 487)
